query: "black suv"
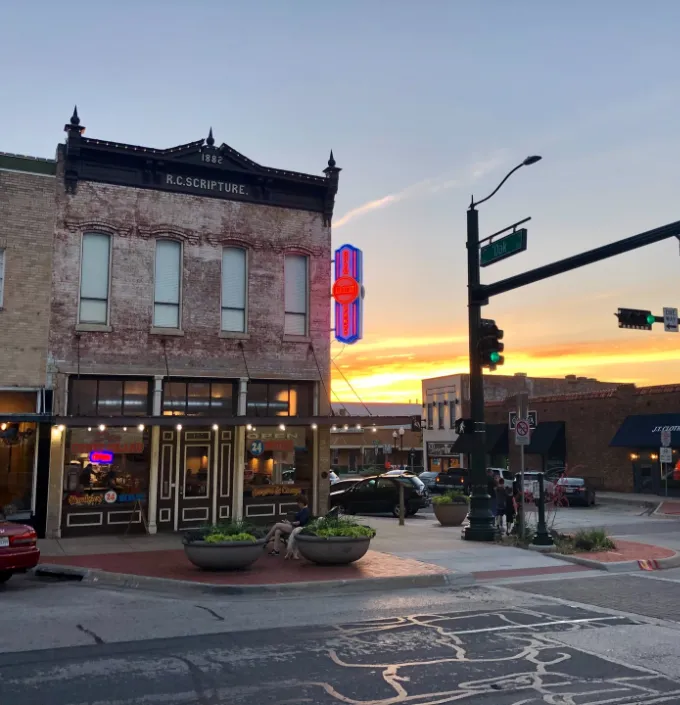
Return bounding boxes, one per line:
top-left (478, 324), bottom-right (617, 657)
top-left (330, 474), bottom-right (430, 517)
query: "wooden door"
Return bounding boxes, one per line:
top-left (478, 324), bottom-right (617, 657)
top-left (178, 430), bottom-right (213, 529)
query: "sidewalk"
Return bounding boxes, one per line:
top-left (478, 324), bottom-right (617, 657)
top-left (598, 491), bottom-right (680, 513)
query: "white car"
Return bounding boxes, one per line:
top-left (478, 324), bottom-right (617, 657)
top-left (517, 471), bottom-right (556, 499)
top-left (329, 470), bottom-right (339, 484)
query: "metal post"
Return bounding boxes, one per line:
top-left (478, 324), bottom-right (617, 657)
top-left (532, 472), bottom-right (554, 546)
top-left (399, 482), bottom-right (405, 526)
top-left (463, 206), bottom-right (495, 541)
top-left (519, 444), bottom-right (525, 538)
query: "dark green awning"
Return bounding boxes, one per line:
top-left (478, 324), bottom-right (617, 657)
top-left (526, 422), bottom-right (565, 455)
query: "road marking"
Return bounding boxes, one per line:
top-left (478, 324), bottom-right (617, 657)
top-left (438, 615), bottom-right (626, 636)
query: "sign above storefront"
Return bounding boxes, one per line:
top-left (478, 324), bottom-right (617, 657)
top-left (246, 429), bottom-right (307, 450)
top-left (334, 244), bottom-right (364, 345)
top-left (163, 174), bottom-right (251, 200)
top-left (71, 428), bottom-right (144, 455)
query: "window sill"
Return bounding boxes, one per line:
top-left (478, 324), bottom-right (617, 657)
top-left (150, 327), bottom-right (185, 337)
top-left (283, 335), bottom-right (311, 343)
top-left (219, 331), bottom-right (250, 340)
top-left (76, 323), bottom-right (112, 333)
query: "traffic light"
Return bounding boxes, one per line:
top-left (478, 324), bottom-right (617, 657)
top-left (616, 308), bottom-right (655, 330)
top-left (453, 418), bottom-right (475, 434)
top-left (479, 318), bottom-right (504, 371)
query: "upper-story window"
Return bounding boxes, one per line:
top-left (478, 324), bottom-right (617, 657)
top-left (221, 247), bottom-right (247, 333)
top-left (0, 248), bottom-right (5, 308)
top-left (69, 377), bottom-right (151, 416)
top-left (79, 233), bottom-right (111, 324)
top-left (449, 401), bottom-right (456, 428)
top-left (154, 240), bottom-right (182, 329)
top-left (284, 254), bottom-right (308, 336)
top-left (438, 402), bottom-right (445, 429)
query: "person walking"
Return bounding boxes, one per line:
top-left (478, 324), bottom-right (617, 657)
top-left (504, 482), bottom-right (517, 535)
top-left (495, 478), bottom-right (508, 531)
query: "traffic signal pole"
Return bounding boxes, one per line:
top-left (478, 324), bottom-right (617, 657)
top-left (464, 206), bottom-right (496, 541)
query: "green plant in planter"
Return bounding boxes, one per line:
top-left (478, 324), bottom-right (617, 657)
top-left (184, 519), bottom-right (264, 543)
top-left (432, 490), bottom-right (470, 506)
top-left (301, 516), bottom-right (376, 539)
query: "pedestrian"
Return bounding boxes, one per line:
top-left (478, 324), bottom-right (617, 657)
top-left (504, 482), bottom-right (517, 535)
top-left (487, 469), bottom-right (497, 517)
top-left (495, 478), bottom-right (507, 531)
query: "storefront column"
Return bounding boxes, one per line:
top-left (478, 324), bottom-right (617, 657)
top-left (312, 381), bottom-right (320, 515)
top-left (45, 425), bottom-right (66, 538)
top-left (146, 375), bottom-right (164, 535)
top-left (232, 377), bottom-right (247, 520)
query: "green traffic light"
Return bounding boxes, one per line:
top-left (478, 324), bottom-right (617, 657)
top-left (646, 314), bottom-right (655, 325)
top-left (490, 351), bottom-right (501, 364)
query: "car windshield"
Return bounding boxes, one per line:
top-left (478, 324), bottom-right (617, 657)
top-left (558, 478), bottom-right (585, 486)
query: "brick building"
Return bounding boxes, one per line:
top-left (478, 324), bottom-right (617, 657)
top-left (422, 372), bottom-right (620, 474)
top-left (40, 109), bottom-right (349, 537)
top-left (485, 384), bottom-right (680, 495)
top-left (0, 152), bottom-right (56, 530)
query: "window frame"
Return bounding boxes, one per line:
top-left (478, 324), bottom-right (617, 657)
top-left (68, 376), bottom-right (153, 417)
top-left (284, 253), bottom-right (309, 337)
top-left (78, 232), bottom-right (112, 325)
top-left (161, 379), bottom-right (238, 417)
top-left (438, 402), bottom-right (445, 430)
top-left (220, 246), bottom-right (248, 334)
top-left (153, 238), bottom-right (183, 330)
top-left (245, 380), bottom-right (314, 417)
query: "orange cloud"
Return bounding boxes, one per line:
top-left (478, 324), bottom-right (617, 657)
top-left (331, 334), bottom-right (680, 403)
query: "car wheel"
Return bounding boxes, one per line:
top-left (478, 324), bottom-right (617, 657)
top-left (0, 572), bottom-right (12, 584)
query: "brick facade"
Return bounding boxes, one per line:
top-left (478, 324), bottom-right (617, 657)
top-left (486, 384), bottom-right (680, 492)
top-left (0, 154), bottom-right (56, 389)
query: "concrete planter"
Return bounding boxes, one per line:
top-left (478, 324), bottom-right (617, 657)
top-left (433, 502), bottom-right (469, 527)
top-left (295, 534), bottom-right (371, 565)
top-left (183, 538), bottom-right (266, 571)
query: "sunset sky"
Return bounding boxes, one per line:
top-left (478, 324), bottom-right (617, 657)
top-left (3, 1), bottom-right (680, 403)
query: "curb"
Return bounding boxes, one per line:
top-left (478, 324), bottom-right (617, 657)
top-left (597, 495), bottom-right (660, 510)
top-left (34, 563), bottom-right (476, 596)
top-left (549, 549), bottom-right (680, 573)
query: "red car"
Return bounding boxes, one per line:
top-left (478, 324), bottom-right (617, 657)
top-left (0, 520), bottom-right (40, 583)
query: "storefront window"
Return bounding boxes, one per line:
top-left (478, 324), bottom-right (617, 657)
top-left (162, 380), bottom-right (236, 416)
top-left (62, 428), bottom-right (150, 508)
top-left (243, 428), bottom-right (312, 498)
top-left (69, 378), bottom-right (151, 417)
top-left (245, 381), bottom-right (313, 417)
top-left (0, 422), bottom-right (36, 517)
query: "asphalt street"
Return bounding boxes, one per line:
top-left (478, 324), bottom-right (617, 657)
top-left (3, 572), bottom-right (680, 704)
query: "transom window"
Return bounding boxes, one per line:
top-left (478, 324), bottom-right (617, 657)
top-left (246, 381), bottom-right (313, 417)
top-left (69, 378), bottom-right (151, 416)
top-left (162, 380), bottom-right (236, 416)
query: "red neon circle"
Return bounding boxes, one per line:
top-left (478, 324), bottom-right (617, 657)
top-left (333, 276), bottom-right (360, 305)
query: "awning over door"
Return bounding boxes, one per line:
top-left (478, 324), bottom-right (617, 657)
top-left (450, 424), bottom-right (508, 455)
top-left (610, 414), bottom-right (680, 449)
top-left (526, 421), bottom-right (565, 455)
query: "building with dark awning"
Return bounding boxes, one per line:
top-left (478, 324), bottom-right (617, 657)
top-left (450, 423), bottom-right (508, 458)
top-left (526, 422), bottom-right (565, 456)
top-left (610, 414), bottom-right (680, 449)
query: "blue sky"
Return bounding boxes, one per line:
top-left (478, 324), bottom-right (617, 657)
top-left (2, 1), bottom-right (679, 400)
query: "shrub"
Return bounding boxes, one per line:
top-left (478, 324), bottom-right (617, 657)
top-left (573, 528), bottom-right (616, 552)
top-left (204, 532), bottom-right (257, 543)
top-left (302, 516), bottom-right (376, 539)
top-left (432, 490), bottom-right (470, 506)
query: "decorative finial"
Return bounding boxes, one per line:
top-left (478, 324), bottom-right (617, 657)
top-left (206, 127), bottom-right (215, 147)
top-left (328, 150), bottom-right (336, 168)
top-left (70, 106), bottom-right (80, 126)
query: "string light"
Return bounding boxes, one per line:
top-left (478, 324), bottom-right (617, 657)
top-left (278, 424), bottom-right (286, 431)
top-left (98, 424), bottom-right (106, 431)
top-left (311, 423), bottom-right (318, 430)
top-left (246, 424), bottom-right (253, 431)
top-left (212, 424), bottom-right (219, 431)
top-left (138, 424), bottom-right (145, 431)
top-left (176, 424), bottom-right (182, 431)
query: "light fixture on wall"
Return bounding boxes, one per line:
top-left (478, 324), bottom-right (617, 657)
top-left (212, 424), bottom-right (219, 431)
top-left (87, 427), bottom-right (92, 432)
top-left (278, 424), bottom-right (286, 431)
top-left (331, 425), bottom-right (337, 431)
top-left (98, 424), bottom-right (106, 431)
top-left (372, 425), bottom-right (377, 433)
top-left (356, 424), bottom-right (362, 430)
top-left (343, 424), bottom-right (349, 431)
top-left (311, 423), bottom-right (318, 430)
top-left (176, 424), bottom-right (183, 431)
top-left (57, 425), bottom-right (65, 432)
top-left (246, 424), bottom-right (253, 431)
top-left (123, 427), bottom-right (128, 432)
top-left (0, 423), bottom-right (6, 431)
top-left (138, 424), bottom-right (145, 431)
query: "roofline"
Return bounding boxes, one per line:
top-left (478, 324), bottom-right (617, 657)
top-left (0, 151), bottom-right (56, 176)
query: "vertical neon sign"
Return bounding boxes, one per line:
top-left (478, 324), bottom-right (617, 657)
top-left (333, 244), bottom-right (363, 344)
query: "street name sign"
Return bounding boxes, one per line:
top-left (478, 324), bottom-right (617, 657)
top-left (509, 410), bottom-right (537, 430)
top-left (515, 419), bottom-right (531, 446)
top-left (663, 307), bottom-right (678, 333)
top-left (660, 446), bottom-right (673, 464)
top-left (661, 428), bottom-right (672, 447)
top-left (480, 228), bottom-right (528, 268)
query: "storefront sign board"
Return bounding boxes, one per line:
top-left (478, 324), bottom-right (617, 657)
top-left (71, 428), bottom-right (144, 455)
top-left (334, 244), bottom-right (364, 344)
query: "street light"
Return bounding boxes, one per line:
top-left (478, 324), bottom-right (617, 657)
top-left (464, 155), bottom-right (542, 542)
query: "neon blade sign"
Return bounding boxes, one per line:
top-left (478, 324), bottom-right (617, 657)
top-left (89, 450), bottom-right (114, 465)
top-left (333, 244), bottom-right (363, 344)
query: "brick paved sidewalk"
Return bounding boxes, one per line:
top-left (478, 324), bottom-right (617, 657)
top-left (39, 548), bottom-right (449, 587)
top-left (575, 539), bottom-right (676, 563)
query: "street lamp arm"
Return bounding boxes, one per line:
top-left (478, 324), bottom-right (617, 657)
top-left (470, 156), bottom-right (542, 210)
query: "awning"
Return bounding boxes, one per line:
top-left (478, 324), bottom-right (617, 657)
top-left (526, 422), bottom-right (565, 455)
top-left (486, 424), bottom-right (508, 455)
top-left (450, 424), bottom-right (508, 455)
top-left (610, 414), bottom-right (680, 449)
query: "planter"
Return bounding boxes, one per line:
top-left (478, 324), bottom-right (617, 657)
top-left (433, 502), bottom-right (469, 527)
top-left (295, 534), bottom-right (371, 565)
top-left (183, 538), bottom-right (266, 571)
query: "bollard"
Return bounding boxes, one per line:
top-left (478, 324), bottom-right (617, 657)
top-left (532, 472), bottom-right (554, 546)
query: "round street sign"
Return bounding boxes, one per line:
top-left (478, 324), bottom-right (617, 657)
top-left (516, 420), bottom-right (530, 438)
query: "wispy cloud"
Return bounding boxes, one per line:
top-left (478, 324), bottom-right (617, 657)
top-left (333, 150), bottom-right (509, 229)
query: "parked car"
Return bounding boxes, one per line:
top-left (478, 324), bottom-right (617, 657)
top-left (434, 468), bottom-right (469, 493)
top-left (331, 478), bottom-right (360, 494)
top-left (489, 467), bottom-right (514, 487)
top-left (515, 471), bottom-right (556, 499)
top-left (0, 517), bottom-right (40, 584)
top-left (418, 470), bottom-right (440, 492)
top-left (556, 477), bottom-right (596, 506)
top-left (329, 470), bottom-right (340, 484)
top-left (330, 475), bottom-right (430, 517)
